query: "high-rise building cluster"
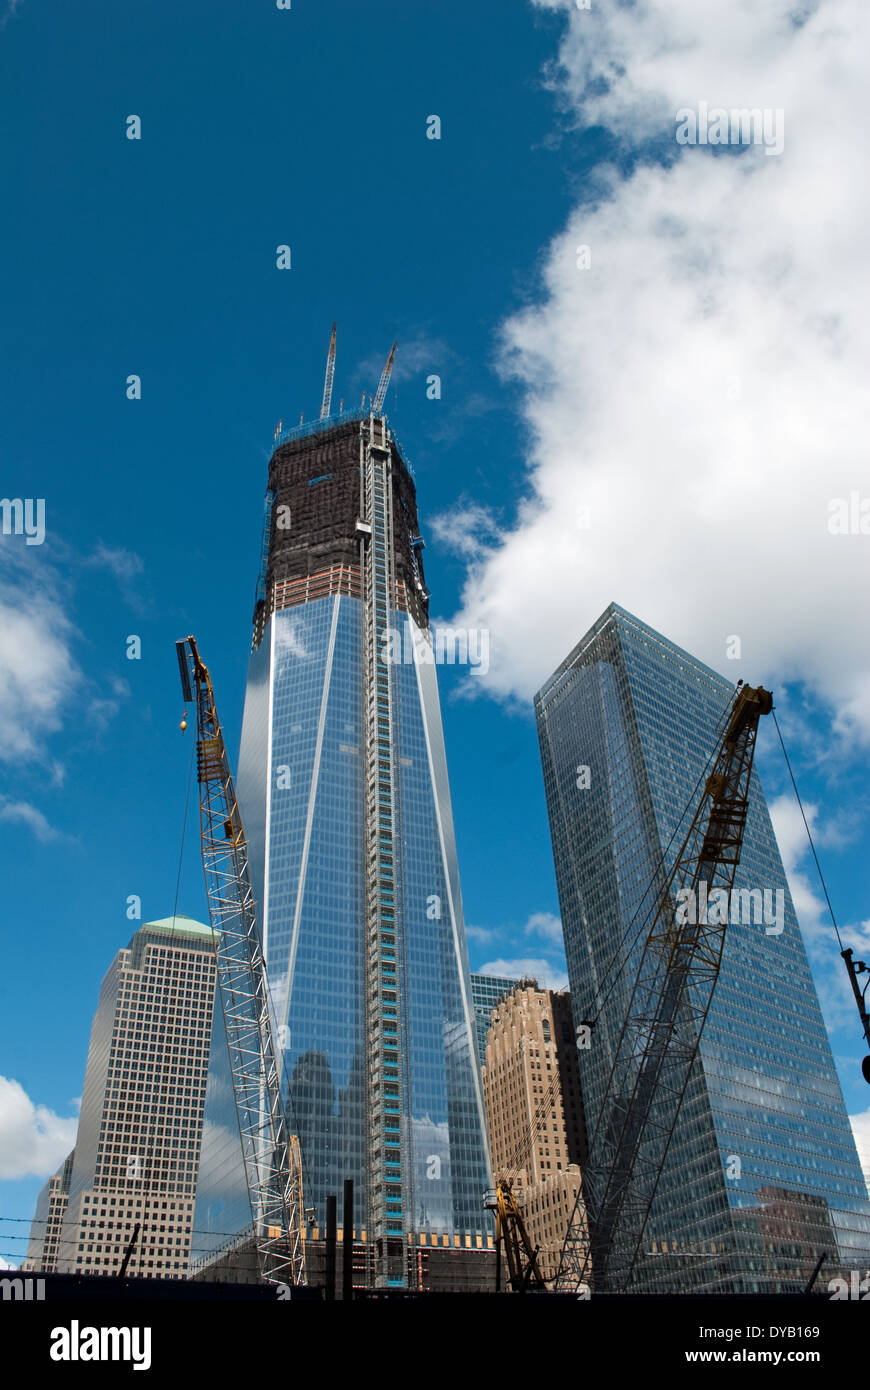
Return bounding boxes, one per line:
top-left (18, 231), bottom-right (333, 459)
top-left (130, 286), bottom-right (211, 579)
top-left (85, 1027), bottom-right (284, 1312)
top-left (23, 378), bottom-right (870, 1295)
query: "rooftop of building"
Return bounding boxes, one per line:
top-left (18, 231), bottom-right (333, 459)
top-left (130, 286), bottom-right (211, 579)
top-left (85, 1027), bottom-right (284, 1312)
top-left (471, 971), bottom-right (529, 990)
top-left (269, 407), bottom-right (415, 477)
top-left (271, 405), bottom-right (368, 449)
top-left (137, 915), bottom-right (215, 942)
top-left (534, 600), bottom-right (735, 707)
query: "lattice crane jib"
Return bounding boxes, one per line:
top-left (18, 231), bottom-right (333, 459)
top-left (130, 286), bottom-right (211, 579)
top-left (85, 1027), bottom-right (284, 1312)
top-left (320, 322), bottom-right (337, 420)
top-left (558, 684), bottom-right (773, 1294)
top-left (176, 635), bottom-right (305, 1288)
top-left (485, 1181), bottom-right (546, 1293)
top-left (372, 341), bottom-right (397, 413)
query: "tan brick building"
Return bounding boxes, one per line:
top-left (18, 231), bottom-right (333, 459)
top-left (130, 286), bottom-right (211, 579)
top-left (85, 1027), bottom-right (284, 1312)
top-left (482, 980), bottom-right (587, 1281)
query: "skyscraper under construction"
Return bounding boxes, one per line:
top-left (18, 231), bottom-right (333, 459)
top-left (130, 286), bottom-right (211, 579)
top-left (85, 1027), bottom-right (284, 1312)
top-left (194, 356), bottom-right (491, 1288)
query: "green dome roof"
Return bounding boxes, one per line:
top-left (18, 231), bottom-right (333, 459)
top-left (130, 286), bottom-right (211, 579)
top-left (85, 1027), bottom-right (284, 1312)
top-left (140, 914), bottom-right (215, 940)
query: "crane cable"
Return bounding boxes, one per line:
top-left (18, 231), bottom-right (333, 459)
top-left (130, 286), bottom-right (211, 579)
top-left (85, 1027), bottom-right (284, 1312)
top-left (771, 713), bottom-right (870, 1082)
top-left (171, 733), bottom-right (196, 928)
top-left (771, 709), bottom-right (843, 950)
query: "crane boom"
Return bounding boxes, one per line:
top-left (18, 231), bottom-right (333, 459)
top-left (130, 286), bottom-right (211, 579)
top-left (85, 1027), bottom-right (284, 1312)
top-left (559, 683), bottom-right (773, 1293)
top-left (372, 340), bottom-right (397, 412)
top-left (320, 322), bottom-right (337, 420)
top-left (176, 635), bottom-right (304, 1287)
top-left (485, 1182), bottom-right (547, 1293)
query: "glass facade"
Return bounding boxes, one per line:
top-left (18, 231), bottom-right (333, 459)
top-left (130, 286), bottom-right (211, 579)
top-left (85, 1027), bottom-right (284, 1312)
top-left (535, 603), bottom-right (870, 1292)
top-left (194, 415), bottom-right (491, 1283)
top-left (470, 973), bottom-right (521, 1071)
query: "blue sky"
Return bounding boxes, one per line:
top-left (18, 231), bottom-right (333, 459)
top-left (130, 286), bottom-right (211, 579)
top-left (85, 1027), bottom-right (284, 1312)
top-left (2, 0), bottom-right (869, 1260)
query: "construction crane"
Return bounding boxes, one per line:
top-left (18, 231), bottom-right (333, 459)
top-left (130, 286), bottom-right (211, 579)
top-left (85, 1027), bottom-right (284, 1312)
top-left (320, 322), bottom-right (337, 420)
top-left (485, 1181), bottom-right (546, 1293)
top-left (558, 682), bottom-right (773, 1293)
top-left (372, 340), bottom-right (397, 413)
top-left (841, 950), bottom-right (870, 1083)
top-left (176, 635), bottom-right (304, 1288)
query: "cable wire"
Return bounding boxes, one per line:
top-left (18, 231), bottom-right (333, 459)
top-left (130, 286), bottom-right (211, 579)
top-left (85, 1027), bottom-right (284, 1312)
top-left (170, 733), bottom-right (196, 932)
top-left (772, 709), bottom-right (843, 950)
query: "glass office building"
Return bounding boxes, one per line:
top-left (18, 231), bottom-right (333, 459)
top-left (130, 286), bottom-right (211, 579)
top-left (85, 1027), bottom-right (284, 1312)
top-left (535, 603), bottom-right (870, 1292)
top-left (194, 408), bottom-right (490, 1286)
top-left (470, 972), bottom-right (521, 1071)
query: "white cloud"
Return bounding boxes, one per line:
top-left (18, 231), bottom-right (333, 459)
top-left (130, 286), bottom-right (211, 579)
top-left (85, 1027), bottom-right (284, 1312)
top-left (468, 911), bottom-right (565, 954)
top-left (430, 503), bottom-right (502, 562)
top-left (387, 336), bottom-right (448, 385)
top-left (524, 910), bottom-right (564, 945)
top-left (88, 696), bottom-right (123, 729)
top-left (85, 544), bottom-right (146, 613)
top-left (0, 799), bottom-right (60, 843)
top-left (356, 334), bottom-right (449, 389)
top-left (850, 1108), bottom-right (870, 1191)
top-left (478, 957), bottom-right (568, 991)
top-left (0, 1077), bottom-right (78, 1181)
top-left (841, 919), bottom-right (870, 958)
top-left (86, 544), bottom-right (144, 584)
top-left (466, 924), bottom-right (497, 944)
top-left (768, 793), bottom-right (870, 1038)
top-left (0, 563), bottom-right (80, 763)
top-left (0, 0), bottom-right (23, 33)
top-left (442, 0), bottom-right (870, 747)
top-left (768, 794), bottom-right (829, 942)
top-left (769, 793), bottom-right (870, 954)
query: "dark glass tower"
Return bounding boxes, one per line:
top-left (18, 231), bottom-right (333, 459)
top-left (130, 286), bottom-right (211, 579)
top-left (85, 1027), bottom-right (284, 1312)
top-left (199, 407), bottom-right (490, 1287)
top-left (535, 603), bottom-right (870, 1293)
